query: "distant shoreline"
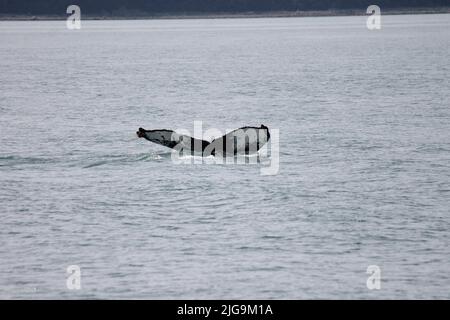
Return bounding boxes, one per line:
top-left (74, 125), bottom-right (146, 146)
top-left (1, 7), bottom-right (449, 21)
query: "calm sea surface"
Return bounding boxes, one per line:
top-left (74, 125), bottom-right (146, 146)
top-left (0, 14), bottom-right (449, 299)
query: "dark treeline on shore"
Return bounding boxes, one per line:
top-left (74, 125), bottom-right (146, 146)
top-left (1, 0), bottom-right (449, 15)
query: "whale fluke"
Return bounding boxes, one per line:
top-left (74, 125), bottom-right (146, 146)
top-left (137, 125), bottom-right (270, 156)
top-left (136, 128), bottom-right (210, 155)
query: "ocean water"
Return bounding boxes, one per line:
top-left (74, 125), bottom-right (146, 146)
top-left (0, 14), bottom-right (449, 299)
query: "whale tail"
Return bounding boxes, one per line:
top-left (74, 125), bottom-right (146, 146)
top-left (137, 125), bottom-right (270, 156)
top-left (136, 127), bottom-right (210, 155)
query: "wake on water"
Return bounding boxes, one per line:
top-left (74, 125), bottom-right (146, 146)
top-left (0, 131), bottom-right (269, 170)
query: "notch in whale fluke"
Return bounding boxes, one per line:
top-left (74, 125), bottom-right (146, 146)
top-left (136, 125), bottom-right (270, 156)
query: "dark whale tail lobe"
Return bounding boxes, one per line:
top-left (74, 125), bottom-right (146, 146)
top-left (136, 127), bottom-right (210, 154)
top-left (206, 125), bottom-right (270, 156)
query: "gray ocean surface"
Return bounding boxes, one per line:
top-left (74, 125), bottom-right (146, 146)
top-left (0, 14), bottom-right (449, 299)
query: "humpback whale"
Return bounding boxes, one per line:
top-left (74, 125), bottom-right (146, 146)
top-left (136, 125), bottom-right (270, 156)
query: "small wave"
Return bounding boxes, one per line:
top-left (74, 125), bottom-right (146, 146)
top-left (1, 152), bottom-right (269, 170)
top-left (82, 152), bottom-right (172, 168)
top-left (0, 155), bottom-right (57, 168)
top-left (82, 160), bottom-right (109, 169)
